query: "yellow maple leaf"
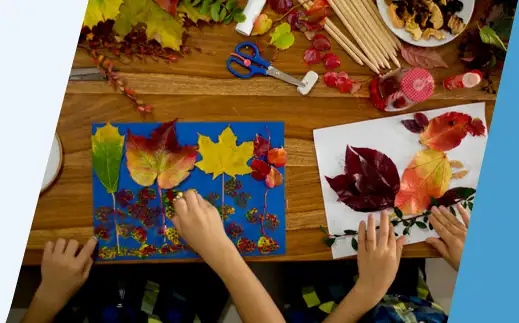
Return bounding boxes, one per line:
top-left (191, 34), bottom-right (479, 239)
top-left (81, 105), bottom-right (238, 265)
top-left (83, 0), bottom-right (124, 28)
top-left (196, 126), bottom-right (253, 179)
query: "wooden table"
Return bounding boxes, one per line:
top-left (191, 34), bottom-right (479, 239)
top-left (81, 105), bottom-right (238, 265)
top-left (24, 1), bottom-right (498, 265)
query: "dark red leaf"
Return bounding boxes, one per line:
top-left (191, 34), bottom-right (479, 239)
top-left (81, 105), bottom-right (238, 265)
top-left (323, 72), bottom-right (338, 87)
top-left (326, 146), bottom-right (400, 212)
top-left (304, 48), bottom-right (321, 65)
top-left (414, 113), bottom-right (429, 128)
top-left (268, 0), bottom-right (293, 14)
top-left (154, 0), bottom-right (180, 16)
top-left (467, 118), bottom-right (486, 136)
top-left (322, 53), bottom-right (341, 69)
top-left (336, 77), bottom-right (352, 93)
top-left (401, 119), bottom-right (424, 134)
top-left (253, 134), bottom-right (270, 158)
top-left (312, 34), bottom-right (331, 51)
top-left (430, 187), bottom-right (476, 208)
top-left (251, 159), bottom-right (271, 181)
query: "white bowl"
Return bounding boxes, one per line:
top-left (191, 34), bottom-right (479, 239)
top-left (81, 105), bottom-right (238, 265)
top-left (376, 0), bottom-right (475, 47)
top-left (41, 134), bottom-right (63, 193)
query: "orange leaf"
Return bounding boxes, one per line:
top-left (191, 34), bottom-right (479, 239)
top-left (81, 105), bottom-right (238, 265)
top-left (452, 170), bottom-right (469, 179)
top-left (395, 149), bottom-right (452, 215)
top-left (268, 148), bottom-right (287, 167)
top-left (420, 112), bottom-right (474, 151)
top-left (450, 160), bottom-right (464, 168)
top-left (266, 167), bottom-right (283, 188)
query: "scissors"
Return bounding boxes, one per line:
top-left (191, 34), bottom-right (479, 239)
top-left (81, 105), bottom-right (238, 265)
top-left (226, 42), bottom-right (306, 88)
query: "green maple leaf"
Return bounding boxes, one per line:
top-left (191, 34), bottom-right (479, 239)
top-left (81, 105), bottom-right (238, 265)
top-left (114, 0), bottom-right (185, 51)
top-left (83, 0), bottom-right (124, 28)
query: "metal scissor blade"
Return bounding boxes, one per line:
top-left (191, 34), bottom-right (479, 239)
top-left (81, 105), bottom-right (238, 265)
top-left (266, 66), bottom-right (305, 87)
top-left (69, 67), bottom-right (105, 81)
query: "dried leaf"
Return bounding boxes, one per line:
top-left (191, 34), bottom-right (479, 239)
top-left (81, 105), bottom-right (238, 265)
top-left (126, 121), bottom-right (198, 188)
top-left (452, 170), bottom-right (469, 179)
top-left (312, 34), bottom-right (331, 51)
top-left (253, 134), bottom-right (269, 158)
top-left (414, 113), bottom-right (429, 128)
top-left (268, 0), bottom-right (293, 14)
top-left (195, 126), bottom-right (254, 179)
top-left (270, 23), bottom-right (295, 50)
top-left (401, 119), bottom-right (424, 134)
top-left (251, 159), bottom-right (271, 181)
top-left (154, 0), bottom-right (180, 16)
top-left (395, 149), bottom-right (452, 215)
top-left (467, 118), bottom-right (486, 136)
top-left (336, 77), bottom-right (352, 93)
top-left (304, 48), bottom-right (321, 65)
top-left (420, 112), bottom-right (486, 151)
top-left (92, 123), bottom-right (125, 193)
top-left (401, 45), bottom-right (448, 69)
top-left (267, 148), bottom-right (287, 167)
top-left (326, 146), bottom-right (400, 212)
top-left (177, 1), bottom-right (212, 23)
top-left (450, 160), bottom-right (464, 168)
top-left (432, 187), bottom-right (476, 208)
top-left (83, 0), bottom-right (124, 28)
top-left (322, 53), bottom-right (341, 69)
top-left (266, 167), bottom-right (283, 188)
top-left (234, 192), bottom-right (251, 208)
top-left (252, 14), bottom-right (273, 36)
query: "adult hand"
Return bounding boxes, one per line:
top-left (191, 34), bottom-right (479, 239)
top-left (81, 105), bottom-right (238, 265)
top-left (426, 203), bottom-right (470, 271)
top-left (37, 237), bottom-right (97, 312)
top-left (172, 190), bottom-right (236, 268)
top-left (356, 211), bottom-right (406, 305)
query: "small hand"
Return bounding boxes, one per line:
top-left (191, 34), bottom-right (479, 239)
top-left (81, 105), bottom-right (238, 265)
top-left (172, 190), bottom-right (236, 268)
top-left (355, 211), bottom-right (406, 305)
top-left (426, 204), bottom-right (470, 271)
top-left (37, 237), bottom-right (97, 312)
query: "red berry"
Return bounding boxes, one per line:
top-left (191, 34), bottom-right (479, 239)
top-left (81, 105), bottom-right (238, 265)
top-left (303, 48), bottom-right (321, 65)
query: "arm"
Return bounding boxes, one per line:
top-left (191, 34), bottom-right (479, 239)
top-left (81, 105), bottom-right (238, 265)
top-left (22, 237), bottom-right (98, 323)
top-left (325, 211), bottom-right (406, 323)
top-left (172, 190), bottom-right (284, 323)
top-left (426, 203), bottom-right (470, 271)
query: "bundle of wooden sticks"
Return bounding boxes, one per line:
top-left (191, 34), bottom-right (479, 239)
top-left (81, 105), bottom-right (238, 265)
top-left (297, 0), bottom-right (402, 74)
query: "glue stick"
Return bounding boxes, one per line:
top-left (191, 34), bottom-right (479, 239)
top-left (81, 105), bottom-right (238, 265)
top-left (235, 0), bottom-right (267, 36)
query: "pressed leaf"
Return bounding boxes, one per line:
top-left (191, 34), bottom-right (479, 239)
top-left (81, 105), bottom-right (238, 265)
top-left (324, 72), bottom-right (338, 87)
top-left (394, 207), bottom-right (403, 218)
top-left (268, 0), bottom-right (293, 13)
top-left (195, 126), bottom-right (254, 179)
top-left (178, 1), bottom-right (212, 23)
top-left (92, 123), bottom-right (125, 193)
top-left (433, 187), bottom-right (476, 208)
top-left (312, 34), bottom-right (331, 51)
top-left (83, 0), bottom-right (124, 28)
top-left (268, 148), bottom-right (287, 167)
top-left (266, 167), bottom-right (283, 188)
top-left (450, 160), bottom-right (464, 168)
top-left (319, 225), bottom-right (327, 234)
top-left (126, 121), bottom-right (198, 189)
top-left (270, 23), bottom-right (295, 50)
top-left (253, 134), bottom-right (269, 158)
top-left (326, 146), bottom-right (400, 212)
top-left (251, 159), bottom-right (271, 181)
top-left (322, 53), bottom-right (341, 70)
top-left (402, 119), bottom-right (424, 134)
top-left (401, 45), bottom-right (448, 68)
top-left (420, 112), bottom-right (486, 151)
top-left (252, 14), bottom-right (273, 36)
top-left (344, 229), bottom-right (358, 235)
top-left (395, 149), bottom-right (452, 215)
top-left (414, 113), bottom-right (429, 128)
top-left (351, 237), bottom-right (358, 251)
top-left (416, 221), bottom-right (427, 229)
top-left (467, 118), bottom-right (486, 136)
top-left (304, 48), bottom-right (321, 65)
top-left (452, 170), bottom-right (469, 179)
top-left (323, 237), bottom-right (336, 247)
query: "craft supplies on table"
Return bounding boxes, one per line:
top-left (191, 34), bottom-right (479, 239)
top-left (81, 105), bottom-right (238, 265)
top-left (369, 68), bottom-right (434, 112)
top-left (227, 42), bottom-right (318, 95)
top-left (235, 0), bottom-right (267, 36)
top-left (443, 70), bottom-right (483, 90)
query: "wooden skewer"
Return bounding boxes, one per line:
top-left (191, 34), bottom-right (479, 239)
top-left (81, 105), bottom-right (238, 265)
top-left (335, 0), bottom-right (391, 69)
top-left (349, 0), bottom-right (401, 67)
top-left (360, 0), bottom-right (402, 49)
top-left (356, 0), bottom-right (400, 51)
top-left (325, 22), bottom-right (380, 74)
top-left (327, 0), bottom-right (382, 69)
top-left (296, 0), bottom-right (380, 74)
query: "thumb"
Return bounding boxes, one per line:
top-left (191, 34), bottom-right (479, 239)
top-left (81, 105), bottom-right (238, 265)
top-left (426, 237), bottom-right (450, 259)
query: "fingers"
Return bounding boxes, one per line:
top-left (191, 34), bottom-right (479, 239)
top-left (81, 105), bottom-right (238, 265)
top-left (456, 203), bottom-right (471, 228)
top-left (77, 237), bottom-right (98, 265)
top-left (357, 220), bottom-right (366, 255)
top-left (388, 224), bottom-right (396, 248)
top-left (184, 190), bottom-right (200, 211)
top-left (425, 237), bottom-right (450, 260)
top-left (396, 236), bottom-right (406, 261)
top-left (430, 208), bottom-right (460, 244)
top-left (64, 240), bottom-right (79, 257)
top-left (54, 238), bottom-right (66, 254)
top-left (173, 195), bottom-right (188, 218)
top-left (378, 211), bottom-right (389, 247)
top-left (366, 214), bottom-right (377, 251)
top-left (82, 258), bottom-right (94, 281)
top-left (171, 215), bottom-right (182, 233)
top-left (43, 241), bottom-right (54, 262)
top-left (438, 206), bottom-right (466, 232)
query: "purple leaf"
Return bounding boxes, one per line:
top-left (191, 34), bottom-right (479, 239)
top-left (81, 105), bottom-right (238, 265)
top-left (414, 113), bottom-right (429, 128)
top-left (402, 119), bottom-right (424, 134)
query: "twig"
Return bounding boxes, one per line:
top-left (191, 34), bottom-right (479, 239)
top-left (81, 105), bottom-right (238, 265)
top-left (111, 193), bottom-right (121, 255)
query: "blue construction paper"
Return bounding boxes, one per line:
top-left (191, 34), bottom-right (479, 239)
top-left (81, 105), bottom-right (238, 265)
top-left (92, 122), bottom-right (286, 260)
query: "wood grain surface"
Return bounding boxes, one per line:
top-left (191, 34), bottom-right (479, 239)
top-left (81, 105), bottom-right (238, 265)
top-left (26, 0), bottom-right (498, 265)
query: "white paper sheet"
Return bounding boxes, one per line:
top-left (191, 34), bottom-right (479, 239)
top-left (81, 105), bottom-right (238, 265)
top-left (313, 103), bottom-right (488, 259)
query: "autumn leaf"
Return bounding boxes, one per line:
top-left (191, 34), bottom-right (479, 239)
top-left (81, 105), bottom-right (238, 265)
top-left (126, 121), bottom-right (198, 188)
top-left (395, 149), bottom-right (452, 215)
top-left (269, 0), bottom-right (293, 13)
top-left (196, 126), bottom-right (254, 179)
top-left (304, 48), bottom-right (321, 65)
top-left (177, 1), bottom-right (212, 23)
top-left (114, 0), bottom-right (184, 51)
top-left (154, 0), bottom-right (179, 16)
top-left (92, 123), bottom-right (125, 193)
top-left (251, 159), bottom-right (271, 181)
top-left (326, 146), bottom-right (400, 212)
top-left (268, 148), bottom-right (287, 167)
top-left (420, 112), bottom-right (487, 151)
top-left (401, 45), bottom-right (448, 69)
top-left (432, 187), bottom-right (476, 208)
top-left (83, 0), bottom-right (124, 28)
top-left (254, 134), bottom-right (269, 158)
top-left (252, 14), bottom-right (273, 36)
top-left (450, 160), bottom-right (464, 168)
top-left (270, 23), bottom-right (295, 50)
top-left (266, 167), bottom-right (283, 188)
top-left (312, 34), bottom-right (331, 51)
top-left (452, 170), bottom-right (469, 179)
top-left (323, 53), bottom-right (341, 70)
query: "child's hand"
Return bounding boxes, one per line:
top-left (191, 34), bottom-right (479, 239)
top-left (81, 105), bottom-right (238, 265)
top-left (36, 237), bottom-right (97, 312)
top-left (355, 211), bottom-right (406, 306)
top-left (426, 204), bottom-right (470, 271)
top-left (172, 190), bottom-right (236, 269)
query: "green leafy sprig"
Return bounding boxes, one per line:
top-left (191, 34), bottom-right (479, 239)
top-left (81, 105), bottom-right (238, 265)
top-left (200, 0), bottom-right (245, 24)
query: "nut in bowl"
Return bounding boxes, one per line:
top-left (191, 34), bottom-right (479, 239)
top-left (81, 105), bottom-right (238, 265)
top-left (377, 0), bottom-right (475, 47)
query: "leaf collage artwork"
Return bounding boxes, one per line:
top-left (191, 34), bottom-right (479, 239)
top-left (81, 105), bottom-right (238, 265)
top-left (313, 103), bottom-right (488, 259)
top-left (92, 122), bottom-right (286, 260)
